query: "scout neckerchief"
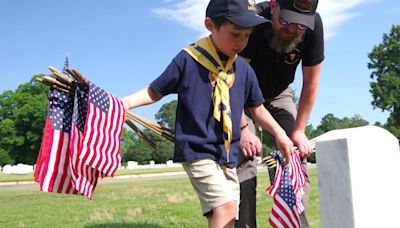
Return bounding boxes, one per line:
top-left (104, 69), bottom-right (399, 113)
top-left (183, 36), bottom-right (236, 161)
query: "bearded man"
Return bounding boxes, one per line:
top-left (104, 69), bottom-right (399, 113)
top-left (236, 0), bottom-right (324, 227)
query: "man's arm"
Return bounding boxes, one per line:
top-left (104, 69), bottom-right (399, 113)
top-left (291, 63), bottom-right (321, 157)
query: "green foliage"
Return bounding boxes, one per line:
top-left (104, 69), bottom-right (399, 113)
top-left (154, 100), bottom-right (177, 129)
top-left (121, 127), bottom-right (174, 165)
top-left (306, 113), bottom-right (369, 163)
top-left (312, 114), bottom-right (369, 136)
top-left (121, 100), bottom-right (177, 164)
top-left (0, 148), bottom-right (14, 166)
top-left (257, 130), bottom-right (276, 158)
top-left (368, 25), bottom-right (400, 137)
top-left (151, 137), bottom-right (174, 164)
top-left (0, 76), bottom-right (48, 165)
top-left (121, 129), bottom-right (153, 164)
top-left (120, 128), bottom-right (138, 162)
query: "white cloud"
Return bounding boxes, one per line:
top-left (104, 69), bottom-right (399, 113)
top-left (318, 0), bottom-right (375, 39)
top-left (152, 0), bottom-right (375, 40)
top-left (152, 0), bottom-right (209, 37)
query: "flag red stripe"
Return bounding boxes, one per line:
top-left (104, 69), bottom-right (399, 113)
top-left (53, 135), bottom-right (70, 192)
top-left (48, 132), bottom-right (64, 192)
top-left (39, 122), bottom-right (54, 191)
top-left (87, 105), bottom-right (102, 166)
top-left (91, 106), bottom-right (106, 171)
top-left (105, 95), bottom-right (124, 175)
top-left (267, 152), bottom-right (305, 228)
top-left (267, 163), bottom-right (283, 196)
top-left (35, 119), bottom-right (52, 182)
top-left (274, 195), bottom-right (300, 227)
top-left (101, 97), bottom-right (117, 176)
top-left (270, 209), bottom-right (289, 228)
top-left (79, 92), bottom-right (123, 177)
top-left (41, 130), bottom-right (62, 192)
top-left (96, 100), bottom-right (113, 174)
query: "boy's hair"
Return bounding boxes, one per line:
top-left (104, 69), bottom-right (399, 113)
top-left (210, 16), bottom-right (231, 29)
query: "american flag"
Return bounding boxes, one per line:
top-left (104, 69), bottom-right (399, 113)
top-left (69, 82), bottom-right (100, 198)
top-left (35, 55), bottom-right (125, 198)
top-left (76, 82), bottom-right (125, 177)
top-left (266, 151), bottom-right (306, 228)
top-left (34, 88), bottom-right (76, 194)
top-left (62, 55), bottom-right (70, 75)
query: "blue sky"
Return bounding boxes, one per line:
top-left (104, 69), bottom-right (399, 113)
top-left (0, 0), bottom-right (399, 127)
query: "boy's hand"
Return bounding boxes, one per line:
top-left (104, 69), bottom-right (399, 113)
top-left (240, 127), bottom-right (262, 157)
top-left (275, 133), bottom-right (294, 163)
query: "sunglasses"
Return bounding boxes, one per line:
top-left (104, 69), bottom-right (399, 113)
top-left (279, 18), bottom-right (307, 30)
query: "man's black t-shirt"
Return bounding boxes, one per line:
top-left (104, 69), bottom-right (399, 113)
top-left (240, 2), bottom-right (324, 98)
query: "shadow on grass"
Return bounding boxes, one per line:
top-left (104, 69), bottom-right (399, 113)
top-left (85, 222), bottom-right (163, 228)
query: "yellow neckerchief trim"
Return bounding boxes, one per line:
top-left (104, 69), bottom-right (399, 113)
top-left (183, 36), bottom-right (236, 160)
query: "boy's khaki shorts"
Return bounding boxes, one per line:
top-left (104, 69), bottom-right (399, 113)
top-left (182, 159), bottom-right (240, 217)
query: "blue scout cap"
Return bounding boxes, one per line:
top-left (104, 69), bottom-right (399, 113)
top-left (206, 0), bottom-right (269, 27)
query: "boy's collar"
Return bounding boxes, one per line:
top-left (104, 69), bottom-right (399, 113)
top-left (217, 52), bottom-right (229, 62)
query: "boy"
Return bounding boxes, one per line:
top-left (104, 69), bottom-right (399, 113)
top-left (122, 0), bottom-right (294, 227)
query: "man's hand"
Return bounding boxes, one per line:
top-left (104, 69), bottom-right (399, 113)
top-left (291, 130), bottom-right (312, 158)
top-left (240, 127), bottom-right (262, 157)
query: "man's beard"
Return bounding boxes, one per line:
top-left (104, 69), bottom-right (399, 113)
top-left (269, 29), bottom-right (305, 53)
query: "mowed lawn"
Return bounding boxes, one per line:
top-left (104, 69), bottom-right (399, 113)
top-left (0, 169), bottom-right (320, 227)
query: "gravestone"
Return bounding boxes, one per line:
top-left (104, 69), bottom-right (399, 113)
top-left (2, 165), bottom-right (12, 174)
top-left (315, 126), bottom-right (400, 228)
top-left (149, 160), bottom-right (155, 168)
top-left (127, 161), bottom-right (138, 169)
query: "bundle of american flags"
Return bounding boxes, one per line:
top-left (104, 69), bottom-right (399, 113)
top-left (34, 64), bottom-right (174, 199)
top-left (34, 70), bottom-right (125, 199)
top-left (266, 151), bottom-right (307, 228)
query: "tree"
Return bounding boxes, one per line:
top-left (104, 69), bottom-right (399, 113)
top-left (306, 113), bottom-right (369, 163)
top-left (154, 100), bottom-right (177, 129)
top-left (120, 128), bottom-right (139, 163)
top-left (151, 136), bottom-right (174, 164)
top-left (368, 25), bottom-right (400, 138)
top-left (0, 76), bottom-right (48, 165)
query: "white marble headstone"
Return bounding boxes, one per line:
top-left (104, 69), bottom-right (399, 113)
top-left (315, 126), bottom-right (400, 228)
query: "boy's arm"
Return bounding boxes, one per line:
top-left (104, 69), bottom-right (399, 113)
top-left (248, 104), bottom-right (294, 161)
top-left (239, 111), bottom-right (262, 157)
top-left (122, 87), bottom-right (163, 110)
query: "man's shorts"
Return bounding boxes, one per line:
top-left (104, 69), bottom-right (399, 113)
top-left (182, 159), bottom-right (240, 217)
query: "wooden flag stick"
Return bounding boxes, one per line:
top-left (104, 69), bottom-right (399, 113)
top-left (48, 66), bottom-right (74, 86)
top-left (127, 115), bottom-right (174, 142)
top-left (65, 68), bottom-right (89, 86)
top-left (128, 112), bottom-right (174, 134)
top-left (126, 112), bottom-right (174, 142)
top-left (127, 112), bottom-right (174, 142)
top-left (42, 76), bottom-right (74, 92)
top-left (125, 119), bottom-right (157, 149)
top-left (36, 77), bottom-right (74, 95)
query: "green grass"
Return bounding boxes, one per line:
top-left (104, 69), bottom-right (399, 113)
top-left (0, 167), bottom-right (184, 183)
top-left (0, 169), bottom-right (320, 227)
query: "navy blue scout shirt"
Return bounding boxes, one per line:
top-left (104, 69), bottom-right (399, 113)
top-left (150, 50), bottom-right (265, 168)
top-left (240, 2), bottom-right (324, 98)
